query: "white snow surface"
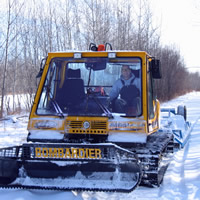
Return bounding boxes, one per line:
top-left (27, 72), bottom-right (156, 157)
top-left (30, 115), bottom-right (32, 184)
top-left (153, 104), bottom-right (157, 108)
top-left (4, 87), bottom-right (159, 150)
top-left (29, 130), bottom-right (64, 139)
top-left (0, 91), bottom-right (200, 199)
top-left (108, 131), bottom-right (147, 143)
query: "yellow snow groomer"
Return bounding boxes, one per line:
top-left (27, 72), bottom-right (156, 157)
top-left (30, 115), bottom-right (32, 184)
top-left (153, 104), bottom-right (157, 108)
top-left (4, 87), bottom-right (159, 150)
top-left (0, 43), bottom-right (174, 192)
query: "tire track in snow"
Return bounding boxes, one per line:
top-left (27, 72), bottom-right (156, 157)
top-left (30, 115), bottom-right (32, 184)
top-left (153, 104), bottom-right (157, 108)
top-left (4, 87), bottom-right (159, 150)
top-left (183, 119), bottom-right (200, 200)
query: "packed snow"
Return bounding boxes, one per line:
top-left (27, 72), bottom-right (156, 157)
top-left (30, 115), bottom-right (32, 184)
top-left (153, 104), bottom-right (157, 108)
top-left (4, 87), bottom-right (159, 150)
top-left (108, 131), bottom-right (147, 143)
top-left (0, 92), bottom-right (200, 200)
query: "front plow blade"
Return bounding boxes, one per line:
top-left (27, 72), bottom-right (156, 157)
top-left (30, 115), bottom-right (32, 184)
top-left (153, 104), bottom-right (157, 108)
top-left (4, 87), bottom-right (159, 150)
top-left (0, 143), bottom-right (141, 192)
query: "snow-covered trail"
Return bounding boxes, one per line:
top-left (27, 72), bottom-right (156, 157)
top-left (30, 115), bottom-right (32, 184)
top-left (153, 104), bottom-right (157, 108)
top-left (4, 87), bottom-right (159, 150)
top-left (0, 92), bottom-right (200, 200)
top-left (158, 92), bottom-right (200, 200)
top-left (159, 119), bottom-right (200, 200)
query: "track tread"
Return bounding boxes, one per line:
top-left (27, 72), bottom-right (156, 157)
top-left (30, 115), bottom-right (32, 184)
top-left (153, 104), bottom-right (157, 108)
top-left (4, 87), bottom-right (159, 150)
top-left (0, 183), bottom-right (139, 193)
top-left (138, 131), bottom-right (174, 186)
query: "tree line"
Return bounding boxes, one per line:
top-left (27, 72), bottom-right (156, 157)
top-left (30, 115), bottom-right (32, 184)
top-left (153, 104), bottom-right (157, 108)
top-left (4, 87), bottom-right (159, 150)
top-left (0, 0), bottom-right (200, 117)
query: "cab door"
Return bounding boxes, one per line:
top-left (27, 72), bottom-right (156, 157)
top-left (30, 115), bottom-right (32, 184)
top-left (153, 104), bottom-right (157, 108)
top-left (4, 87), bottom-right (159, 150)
top-left (147, 58), bottom-right (161, 133)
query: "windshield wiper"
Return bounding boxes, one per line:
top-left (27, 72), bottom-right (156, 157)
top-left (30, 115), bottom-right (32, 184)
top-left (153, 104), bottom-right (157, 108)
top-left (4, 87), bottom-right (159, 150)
top-left (91, 95), bottom-right (113, 119)
top-left (50, 98), bottom-right (65, 118)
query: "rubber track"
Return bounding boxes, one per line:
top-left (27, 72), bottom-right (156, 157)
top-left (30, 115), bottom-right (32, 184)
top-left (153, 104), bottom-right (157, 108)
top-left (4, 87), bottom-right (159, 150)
top-left (0, 183), bottom-right (139, 193)
top-left (139, 131), bottom-right (174, 186)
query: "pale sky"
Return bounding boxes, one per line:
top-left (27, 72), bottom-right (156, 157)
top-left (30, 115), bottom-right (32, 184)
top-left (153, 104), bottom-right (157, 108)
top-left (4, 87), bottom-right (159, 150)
top-left (151, 0), bottom-right (200, 73)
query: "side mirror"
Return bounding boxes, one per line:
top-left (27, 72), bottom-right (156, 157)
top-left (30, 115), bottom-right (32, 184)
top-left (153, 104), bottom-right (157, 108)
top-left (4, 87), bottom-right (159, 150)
top-left (150, 59), bottom-right (162, 79)
top-left (36, 57), bottom-right (47, 78)
top-left (36, 68), bottom-right (44, 78)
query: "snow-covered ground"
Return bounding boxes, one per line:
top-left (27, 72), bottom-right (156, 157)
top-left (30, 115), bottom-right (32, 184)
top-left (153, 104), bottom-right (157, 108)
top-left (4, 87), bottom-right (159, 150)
top-left (0, 92), bottom-right (200, 200)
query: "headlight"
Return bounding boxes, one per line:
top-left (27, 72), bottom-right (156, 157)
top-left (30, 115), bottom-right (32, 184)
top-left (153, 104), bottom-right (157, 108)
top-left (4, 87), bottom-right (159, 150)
top-left (34, 121), bottom-right (57, 129)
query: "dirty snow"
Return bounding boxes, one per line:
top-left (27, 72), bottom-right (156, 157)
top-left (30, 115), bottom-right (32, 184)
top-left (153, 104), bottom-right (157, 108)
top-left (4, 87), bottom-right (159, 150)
top-left (0, 91), bottom-right (200, 200)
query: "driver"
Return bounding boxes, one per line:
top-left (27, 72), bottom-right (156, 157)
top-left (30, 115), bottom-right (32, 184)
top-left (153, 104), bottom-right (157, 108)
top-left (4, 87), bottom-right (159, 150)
top-left (109, 65), bottom-right (141, 114)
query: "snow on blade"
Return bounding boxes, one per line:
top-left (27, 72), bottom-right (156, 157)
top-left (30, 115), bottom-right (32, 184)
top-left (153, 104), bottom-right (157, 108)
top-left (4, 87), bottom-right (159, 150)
top-left (108, 132), bottom-right (147, 143)
top-left (28, 130), bottom-right (64, 140)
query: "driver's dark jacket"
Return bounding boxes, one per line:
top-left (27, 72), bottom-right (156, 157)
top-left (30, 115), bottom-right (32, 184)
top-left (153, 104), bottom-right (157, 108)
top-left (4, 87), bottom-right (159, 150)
top-left (109, 74), bottom-right (140, 101)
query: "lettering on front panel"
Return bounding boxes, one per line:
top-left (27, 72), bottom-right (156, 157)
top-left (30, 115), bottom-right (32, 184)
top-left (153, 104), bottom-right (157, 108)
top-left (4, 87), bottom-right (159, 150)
top-left (35, 147), bottom-right (102, 159)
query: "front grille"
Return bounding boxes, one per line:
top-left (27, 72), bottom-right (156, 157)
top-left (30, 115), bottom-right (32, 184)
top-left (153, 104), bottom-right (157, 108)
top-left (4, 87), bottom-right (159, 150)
top-left (91, 121), bottom-right (107, 129)
top-left (67, 121), bottom-right (82, 129)
top-left (66, 120), bottom-right (107, 135)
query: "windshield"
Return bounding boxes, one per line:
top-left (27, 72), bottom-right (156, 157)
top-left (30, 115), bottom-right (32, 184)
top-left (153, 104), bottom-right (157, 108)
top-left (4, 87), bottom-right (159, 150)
top-left (37, 57), bottom-right (142, 117)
